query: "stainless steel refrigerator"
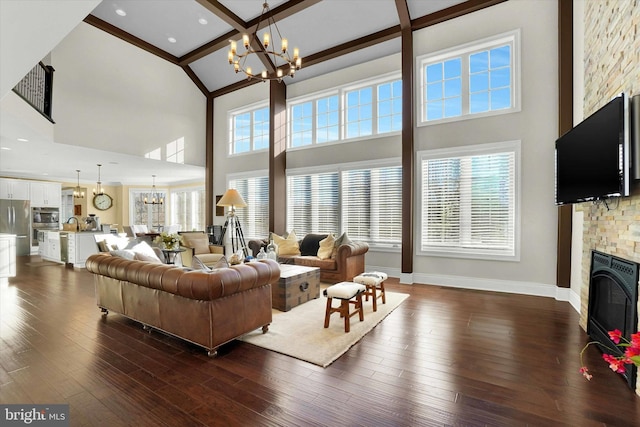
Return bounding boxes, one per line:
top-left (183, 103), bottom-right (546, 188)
top-left (0, 199), bottom-right (31, 256)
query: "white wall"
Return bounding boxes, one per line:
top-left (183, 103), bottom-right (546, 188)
top-left (51, 22), bottom-right (207, 168)
top-left (411, 0), bottom-right (559, 294)
top-left (0, 0), bottom-right (100, 99)
top-left (212, 0), bottom-right (561, 297)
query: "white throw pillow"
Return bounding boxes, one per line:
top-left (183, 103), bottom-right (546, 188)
top-left (273, 230), bottom-right (300, 256)
top-left (317, 233), bottom-right (335, 260)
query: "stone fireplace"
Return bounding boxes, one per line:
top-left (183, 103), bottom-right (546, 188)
top-left (587, 251), bottom-right (639, 389)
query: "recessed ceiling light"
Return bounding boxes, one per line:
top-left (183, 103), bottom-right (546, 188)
top-left (115, 8), bottom-right (126, 16)
top-left (1, 147), bottom-right (10, 151)
top-left (17, 138), bottom-right (28, 142)
top-left (198, 17), bottom-right (208, 25)
top-left (168, 37), bottom-right (177, 43)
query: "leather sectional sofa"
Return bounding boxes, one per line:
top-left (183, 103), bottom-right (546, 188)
top-left (248, 233), bottom-right (368, 283)
top-left (85, 254), bottom-right (280, 356)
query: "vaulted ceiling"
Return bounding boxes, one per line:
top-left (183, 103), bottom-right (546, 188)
top-left (87, 0), bottom-right (504, 97)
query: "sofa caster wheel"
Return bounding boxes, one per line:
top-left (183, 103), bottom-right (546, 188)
top-left (207, 349), bottom-right (218, 357)
top-left (100, 307), bottom-right (108, 315)
top-left (262, 324), bottom-right (269, 334)
top-left (142, 324), bottom-right (151, 333)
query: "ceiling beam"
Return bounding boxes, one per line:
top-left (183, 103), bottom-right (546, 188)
top-left (83, 15), bottom-right (179, 65)
top-left (181, 65), bottom-right (209, 97)
top-left (302, 25), bottom-right (401, 69)
top-left (195, 0), bottom-right (246, 30)
top-left (411, 0), bottom-right (507, 30)
top-left (395, 0), bottom-right (411, 30)
top-left (178, 29), bottom-right (238, 65)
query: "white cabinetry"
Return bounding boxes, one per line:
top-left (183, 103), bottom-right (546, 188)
top-left (0, 234), bottom-right (17, 278)
top-left (38, 230), bottom-right (61, 263)
top-left (67, 232), bottom-right (99, 268)
top-left (30, 182), bottom-right (61, 207)
top-left (0, 178), bottom-right (30, 200)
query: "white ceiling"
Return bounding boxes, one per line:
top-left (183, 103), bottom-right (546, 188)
top-left (0, 0), bottom-right (479, 186)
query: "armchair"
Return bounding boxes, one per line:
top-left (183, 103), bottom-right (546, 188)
top-left (180, 231), bottom-right (225, 268)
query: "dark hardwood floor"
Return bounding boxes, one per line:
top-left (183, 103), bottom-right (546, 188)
top-left (1, 256), bottom-right (639, 426)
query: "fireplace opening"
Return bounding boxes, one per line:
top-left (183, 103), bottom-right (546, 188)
top-left (588, 251), bottom-right (639, 389)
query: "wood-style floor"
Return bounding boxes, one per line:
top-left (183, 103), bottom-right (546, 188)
top-left (1, 256), bottom-right (639, 426)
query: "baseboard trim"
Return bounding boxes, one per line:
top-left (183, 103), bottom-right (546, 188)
top-left (365, 264), bottom-right (570, 302)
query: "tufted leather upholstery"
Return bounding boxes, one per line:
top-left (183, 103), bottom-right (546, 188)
top-left (85, 254), bottom-right (279, 355)
top-left (275, 240), bottom-right (369, 284)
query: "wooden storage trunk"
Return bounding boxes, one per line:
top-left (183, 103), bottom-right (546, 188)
top-left (272, 264), bottom-right (320, 311)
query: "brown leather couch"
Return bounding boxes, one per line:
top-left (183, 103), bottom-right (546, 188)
top-left (85, 254), bottom-right (280, 356)
top-left (248, 234), bottom-right (368, 283)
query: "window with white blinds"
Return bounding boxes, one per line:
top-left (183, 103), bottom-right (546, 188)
top-left (419, 141), bottom-right (519, 260)
top-left (287, 162), bottom-right (402, 248)
top-left (171, 187), bottom-right (205, 231)
top-left (287, 173), bottom-right (339, 236)
top-left (342, 167), bottom-right (402, 245)
top-left (229, 175), bottom-right (269, 239)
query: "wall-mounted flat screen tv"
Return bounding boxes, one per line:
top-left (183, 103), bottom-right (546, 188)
top-left (555, 93), bottom-right (630, 205)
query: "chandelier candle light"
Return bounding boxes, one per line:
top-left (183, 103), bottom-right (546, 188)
top-left (144, 175), bottom-right (164, 205)
top-left (74, 169), bottom-right (85, 199)
top-left (228, 2), bottom-right (301, 82)
top-left (93, 164), bottom-right (104, 196)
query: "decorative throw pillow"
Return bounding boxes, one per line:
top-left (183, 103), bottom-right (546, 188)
top-left (191, 256), bottom-right (211, 271)
top-left (331, 232), bottom-right (352, 259)
top-left (123, 240), bottom-right (162, 262)
top-left (213, 256), bottom-right (229, 269)
top-left (300, 233), bottom-right (328, 256)
top-left (273, 230), bottom-right (300, 256)
top-left (134, 252), bottom-right (163, 264)
top-left (317, 233), bottom-right (335, 260)
top-left (109, 249), bottom-right (136, 260)
top-left (97, 240), bottom-right (110, 252)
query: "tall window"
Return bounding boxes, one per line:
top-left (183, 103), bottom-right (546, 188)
top-left (377, 80), bottom-right (402, 133)
top-left (129, 189), bottom-right (166, 229)
top-left (317, 95), bottom-right (339, 143)
top-left (342, 166), bottom-right (402, 245)
top-left (171, 187), bottom-right (205, 231)
top-left (229, 104), bottom-right (269, 155)
top-left (287, 74), bottom-right (401, 149)
top-left (418, 30), bottom-right (520, 125)
top-left (345, 87), bottom-right (373, 139)
top-left (229, 174), bottom-right (269, 239)
top-left (419, 141), bottom-right (520, 260)
top-left (287, 173), bottom-right (339, 236)
top-left (287, 161), bottom-right (402, 248)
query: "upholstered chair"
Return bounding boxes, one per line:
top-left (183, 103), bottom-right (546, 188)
top-left (180, 231), bottom-right (225, 267)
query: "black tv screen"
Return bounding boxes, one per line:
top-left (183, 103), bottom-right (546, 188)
top-left (555, 93), bottom-right (629, 204)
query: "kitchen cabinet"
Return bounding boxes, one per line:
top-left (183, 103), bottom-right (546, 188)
top-left (30, 182), bottom-right (61, 207)
top-left (67, 232), bottom-right (99, 268)
top-left (39, 230), bottom-right (61, 263)
top-left (0, 234), bottom-right (17, 278)
top-left (0, 178), bottom-right (30, 200)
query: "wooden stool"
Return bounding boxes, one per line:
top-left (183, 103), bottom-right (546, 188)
top-left (323, 282), bottom-right (366, 333)
top-left (353, 272), bottom-right (388, 312)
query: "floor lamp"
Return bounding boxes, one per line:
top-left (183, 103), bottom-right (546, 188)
top-left (217, 189), bottom-right (248, 257)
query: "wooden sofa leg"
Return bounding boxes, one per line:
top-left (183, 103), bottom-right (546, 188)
top-left (262, 324), bottom-right (270, 334)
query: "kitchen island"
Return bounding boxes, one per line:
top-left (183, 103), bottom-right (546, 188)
top-left (39, 230), bottom-right (101, 268)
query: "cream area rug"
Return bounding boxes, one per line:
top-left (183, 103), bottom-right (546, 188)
top-left (239, 290), bottom-right (409, 367)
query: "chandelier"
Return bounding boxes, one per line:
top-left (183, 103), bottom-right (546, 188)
top-left (93, 164), bottom-right (104, 196)
top-left (73, 169), bottom-right (85, 199)
top-left (228, 2), bottom-right (301, 82)
top-left (144, 175), bottom-right (164, 205)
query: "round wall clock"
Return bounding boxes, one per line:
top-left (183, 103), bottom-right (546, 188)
top-left (93, 193), bottom-right (113, 210)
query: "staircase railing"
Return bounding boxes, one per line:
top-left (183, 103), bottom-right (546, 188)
top-left (12, 61), bottom-right (55, 123)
